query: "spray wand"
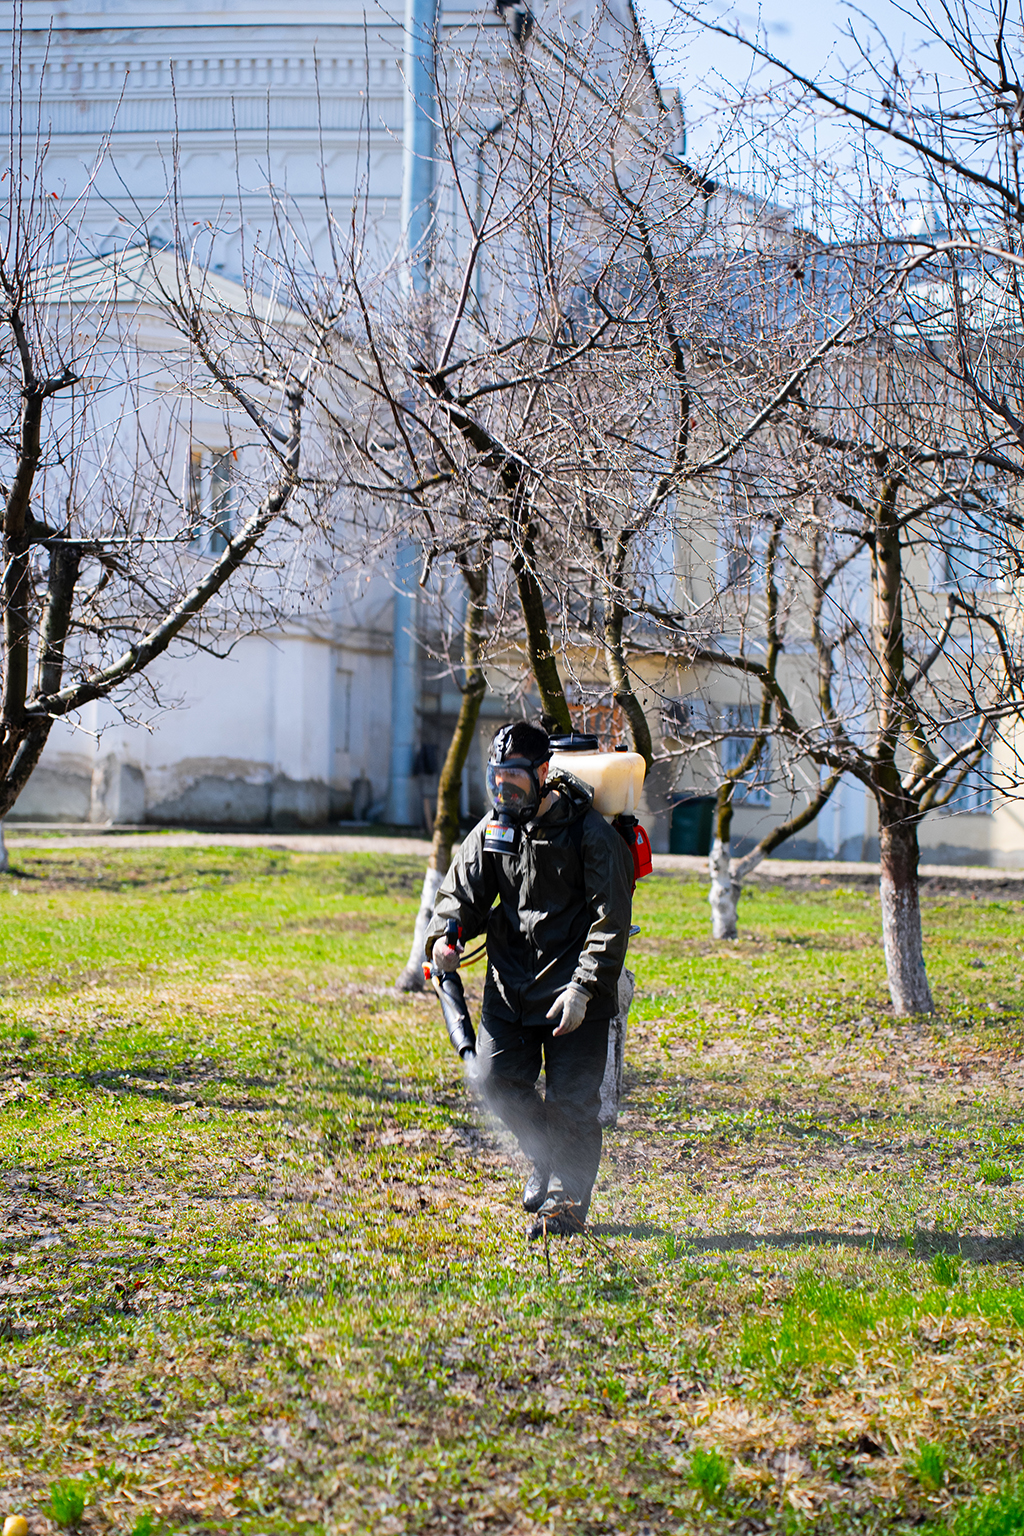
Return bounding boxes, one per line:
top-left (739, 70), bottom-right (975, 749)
top-left (424, 916), bottom-right (477, 1061)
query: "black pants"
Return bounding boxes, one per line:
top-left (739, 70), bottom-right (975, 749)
top-left (477, 1012), bottom-right (609, 1219)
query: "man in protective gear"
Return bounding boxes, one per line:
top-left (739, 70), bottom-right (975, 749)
top-left (426, 721), bottom-right (634, 1237)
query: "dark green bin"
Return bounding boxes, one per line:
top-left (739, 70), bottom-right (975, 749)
top-left (670, 795), bottom-right (716, 856)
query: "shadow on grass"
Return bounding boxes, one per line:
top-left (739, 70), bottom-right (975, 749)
top-left (591, 1224), bottom-right (1024, 1262)
top-left (52, 1053), bottom-right (443, 1116)
top-left (591, 1223), bottom-right (671, 1238)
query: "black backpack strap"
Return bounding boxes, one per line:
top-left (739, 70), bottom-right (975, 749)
top-left (613, 813), bottom-right (637, 846)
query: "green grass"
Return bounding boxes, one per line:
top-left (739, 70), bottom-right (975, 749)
top-left (928, 1479), bottom-right (1024, 1535)
top-left (912, 1441), bottom-right (948, 1492)
top-left (0, 848), bottom-right (1022, 1533)
top-left (688, 1446), bottom-right (731, 1504)
top-left (43, 1477), bottom-right (88, 1528)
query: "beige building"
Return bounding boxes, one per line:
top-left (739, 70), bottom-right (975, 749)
top-left (4, 0), bottom-right (1016, 865)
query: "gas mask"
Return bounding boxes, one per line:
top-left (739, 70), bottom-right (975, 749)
top-left (483, 731), bottom-right (548, 855)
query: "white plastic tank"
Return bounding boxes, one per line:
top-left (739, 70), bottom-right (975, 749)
top-left (548, 733), bottom-right (646, 818)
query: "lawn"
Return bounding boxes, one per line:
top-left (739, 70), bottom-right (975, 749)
top-left (0, 846), bottom-right (1022, 1535)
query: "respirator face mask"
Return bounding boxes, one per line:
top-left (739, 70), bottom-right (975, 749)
top-left (483, 754), bottom-right (544, 855)
top-left (486, 763), bottom-right (538, 819)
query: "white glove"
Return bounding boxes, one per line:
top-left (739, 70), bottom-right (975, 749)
top-left (431, 937), bottom-right (462, 973)
top-left (546, 981), bottom-right (591, 1037)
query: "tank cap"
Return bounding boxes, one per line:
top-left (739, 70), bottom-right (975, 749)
top-left (549, 732), bottom-right (599, 752)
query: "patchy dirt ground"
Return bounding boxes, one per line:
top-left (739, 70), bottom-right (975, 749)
top-left (0, 849), bottom-right (1021, 1535)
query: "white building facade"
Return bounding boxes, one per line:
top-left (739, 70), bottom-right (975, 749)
top-left (7, 0), bottom-right (517, 829)
top-left (3, 0), bottom-right (1012, 863)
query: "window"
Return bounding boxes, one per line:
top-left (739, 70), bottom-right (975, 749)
top-left (942, 507), bottom-right (995, 592)
top-left (725, 516), bottom-right (755, 587)
top-left (950, 754), bottom-right (993, 813)
top-left (939, 473), bottom-right (1003, 593)
top-left (721, 703), bottom-right (771, 805)
top-left (941, 719), bottom-right (993, 814)
top-left (188, 448), bottom-right (234, 556)
top-left (719, 471), bottom-right (770, 591)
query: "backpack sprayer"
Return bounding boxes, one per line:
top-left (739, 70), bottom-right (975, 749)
top-left (547, 734), bottom-right (654, 891)
top-left (423, 916), bottom-right (476, 1060)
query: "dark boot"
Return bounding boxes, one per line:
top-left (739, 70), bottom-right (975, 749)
top-left (528, 1195), bottom-right (585, 1240)
top-left (522, 1165), bottom-right (549, 1212)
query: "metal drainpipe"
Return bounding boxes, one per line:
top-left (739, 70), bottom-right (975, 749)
top-left (385, 0), bottom-right (439, 827)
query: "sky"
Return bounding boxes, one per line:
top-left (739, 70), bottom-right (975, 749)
top-left (632, 0), bottom-right (923, 169)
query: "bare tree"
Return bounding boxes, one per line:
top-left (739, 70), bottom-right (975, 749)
top-left (0, 133), bottom-right (341, 819)
top-left (527, 201), bottom-right (873, 939)
top-left (657, 273), bottom-right (1024, 1009)
top-left (648, 485), bottom-right (840, 938)
top-left (316, 12), bottom-right (679, 981)
top-left (645, 0), bottom-right (1024, 1006)
top-left (313, 5), bottom-right (893, 987)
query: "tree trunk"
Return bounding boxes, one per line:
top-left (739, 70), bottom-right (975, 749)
top-left (867, 471), bottom-right (934, 1015)
top-left (879, 813), bottom-right (934, 1015)
top-left (1, 379), bottom-right (50, 768)
top-left (598, 967), bottom-right (635, 1128)
top-left (708, 782), bottom-right (739, 939)
top-left (0, 822), bottom-right (7, 875)
top-left (509, 482), bottom-right (571, 732)
top-left (398, 866), bottom-right (448, 995)
top-left (396, 553), bottom-right (488, 991)
top-left (512, 541), bottom-right (571, 731)
top-left (0, 543), bottom-right (79, 816)
top-left (708, 678), bottom-right (774, 941)
top-left (0, 723), bottom-right (52, 820)
top-left (602, 578), bottom-right (652, 769)
top-left (709, 835), bottom-right (739, 940)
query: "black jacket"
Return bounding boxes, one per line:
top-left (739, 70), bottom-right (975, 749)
top-left (425, 773), bottom-right (634, 1024)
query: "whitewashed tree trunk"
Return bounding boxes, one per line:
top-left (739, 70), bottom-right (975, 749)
top-left (732, 846), bottom-right (766, 884)
top-left (599, 967), bottom-right (634, 1128)
top-left (705, 773), bottom-right (841, 941)
top-left (396, 864), bottom-right (446, 992)
top-left (709, 836), bottom-right (739, 939)
top-left (0, 822), bottom-right (7, 875)
top-left (879, 818), bottom-right (934, 1014)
